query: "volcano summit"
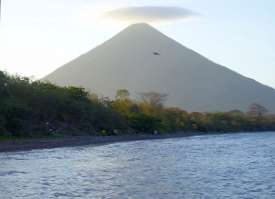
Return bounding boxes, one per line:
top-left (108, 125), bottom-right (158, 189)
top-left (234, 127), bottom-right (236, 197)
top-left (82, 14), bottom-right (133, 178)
top-left (44, 23), bottom-right (275, 112)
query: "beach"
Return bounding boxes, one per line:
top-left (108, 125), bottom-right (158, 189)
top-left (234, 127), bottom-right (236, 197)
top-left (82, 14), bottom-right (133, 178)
top-left (0, 133), bottom-right (197, 153)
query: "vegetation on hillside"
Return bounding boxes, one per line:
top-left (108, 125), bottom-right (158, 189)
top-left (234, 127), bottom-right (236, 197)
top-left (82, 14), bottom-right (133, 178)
top-left (1, 71), bottom-right (275, 138)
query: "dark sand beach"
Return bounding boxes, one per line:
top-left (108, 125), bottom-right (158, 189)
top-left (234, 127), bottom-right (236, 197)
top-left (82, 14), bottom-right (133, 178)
top-left (0, 133), bottom-right (199, 153)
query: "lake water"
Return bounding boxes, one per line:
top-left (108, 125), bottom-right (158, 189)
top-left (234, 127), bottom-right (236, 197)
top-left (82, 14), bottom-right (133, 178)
top-left (1, 132), bottom-right (275, 199)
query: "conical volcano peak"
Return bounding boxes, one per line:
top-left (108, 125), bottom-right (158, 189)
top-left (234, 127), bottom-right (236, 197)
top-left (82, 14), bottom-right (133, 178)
top-left (126, 23), bottom-right (155, 29)
top-left (119, 23), bottom-right (163, 36)
top-left (44, 23), bottom-right (275, 113)
top-left (109, 23), bottom-right (168, 45)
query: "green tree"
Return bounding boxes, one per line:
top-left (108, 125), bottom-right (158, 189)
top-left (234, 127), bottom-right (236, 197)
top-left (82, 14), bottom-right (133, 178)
top-left (116, 89), bottom-right (130, 100)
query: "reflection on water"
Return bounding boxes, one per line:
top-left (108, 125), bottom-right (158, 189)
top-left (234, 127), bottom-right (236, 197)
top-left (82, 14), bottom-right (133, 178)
top-left (1, 132), bottom-right (275, 199)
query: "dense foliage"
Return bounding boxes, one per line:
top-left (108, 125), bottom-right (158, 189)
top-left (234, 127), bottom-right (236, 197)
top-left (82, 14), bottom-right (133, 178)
top-left (1, 71), bottom-right (275, 137)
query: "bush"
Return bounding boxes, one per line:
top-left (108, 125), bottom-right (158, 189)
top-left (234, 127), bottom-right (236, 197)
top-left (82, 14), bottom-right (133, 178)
top-left (1, 70), bottom-right (275, 137)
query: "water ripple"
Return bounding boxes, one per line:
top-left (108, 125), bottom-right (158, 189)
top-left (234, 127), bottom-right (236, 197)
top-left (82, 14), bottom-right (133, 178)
top-left (0, 132), bottom-right (275, 199)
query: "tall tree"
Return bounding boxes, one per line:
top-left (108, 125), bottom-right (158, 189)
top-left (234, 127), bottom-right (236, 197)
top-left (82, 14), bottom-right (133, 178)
top-left (140, 92), bottom-right (168, 108)
top-left (248, 103), bottom-right (268, 117)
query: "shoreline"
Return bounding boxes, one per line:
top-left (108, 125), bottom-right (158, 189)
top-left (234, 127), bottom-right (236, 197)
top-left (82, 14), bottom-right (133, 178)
top-left (1, 131), bottom-right (273, 153)
top-left (0, 133), bottom-right (199, 153)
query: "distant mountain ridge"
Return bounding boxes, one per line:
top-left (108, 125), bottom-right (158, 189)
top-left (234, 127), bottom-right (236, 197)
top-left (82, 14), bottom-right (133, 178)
top-left (43, 23), bottom-right (275, 112)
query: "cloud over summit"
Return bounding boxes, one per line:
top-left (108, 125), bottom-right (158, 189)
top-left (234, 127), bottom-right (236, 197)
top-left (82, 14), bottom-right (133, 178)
top-left (102, 6), bottom-right (197, 24)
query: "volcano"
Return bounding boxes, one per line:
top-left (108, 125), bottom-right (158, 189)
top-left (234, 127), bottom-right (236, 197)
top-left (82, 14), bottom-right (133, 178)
top-left (44, 23), bottom-right (275, 112)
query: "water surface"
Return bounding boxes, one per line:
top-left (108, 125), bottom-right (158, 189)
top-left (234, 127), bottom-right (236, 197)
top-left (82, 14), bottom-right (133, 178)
top-left (1, 132), bottom-right (275, 199)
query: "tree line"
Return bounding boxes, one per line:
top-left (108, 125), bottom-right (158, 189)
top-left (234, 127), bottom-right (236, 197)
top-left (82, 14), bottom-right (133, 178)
top-left (0, 71), bottom-right (275, 138)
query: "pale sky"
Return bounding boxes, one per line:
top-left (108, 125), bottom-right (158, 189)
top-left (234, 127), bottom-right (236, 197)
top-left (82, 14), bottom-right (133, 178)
top-left (0, 0), bottom-right (274, 88)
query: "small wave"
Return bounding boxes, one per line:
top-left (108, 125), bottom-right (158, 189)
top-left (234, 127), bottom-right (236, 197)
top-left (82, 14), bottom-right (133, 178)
top-left (0, 170), bottom-right (27, 177)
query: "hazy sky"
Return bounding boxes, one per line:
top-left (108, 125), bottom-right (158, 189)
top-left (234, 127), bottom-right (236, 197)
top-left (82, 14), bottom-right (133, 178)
top-left (0, 0), bottom-right (274, 88)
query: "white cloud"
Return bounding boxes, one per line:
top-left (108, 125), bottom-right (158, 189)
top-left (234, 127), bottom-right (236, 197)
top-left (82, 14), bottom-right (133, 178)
top-left (102, 6), bottom-right (198, 24)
